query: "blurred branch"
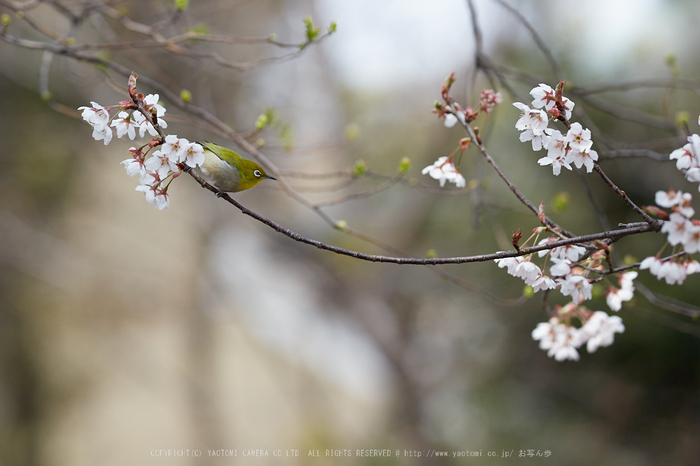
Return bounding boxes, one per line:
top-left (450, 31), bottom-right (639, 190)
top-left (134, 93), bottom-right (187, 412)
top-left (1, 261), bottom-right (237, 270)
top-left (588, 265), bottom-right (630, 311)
top-left (573, 77), bottom-right (700, 95)
top-left (0, 0), bottom-right (335, 71)
top-left (635, 282), bottom-right (700, 319)
top-left (492, 0), bottom-right (564, 80)
top-left (569, 92), bottom-right (677, 132)
top-left (311, 172), bottom-right (405, 208)
top-left (598, 148), bottom-right (669, 161)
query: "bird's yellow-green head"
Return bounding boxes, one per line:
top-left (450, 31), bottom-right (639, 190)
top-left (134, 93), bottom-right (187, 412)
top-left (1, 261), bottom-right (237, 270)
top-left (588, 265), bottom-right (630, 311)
top-left (198, 142), bottom-right (276, 193)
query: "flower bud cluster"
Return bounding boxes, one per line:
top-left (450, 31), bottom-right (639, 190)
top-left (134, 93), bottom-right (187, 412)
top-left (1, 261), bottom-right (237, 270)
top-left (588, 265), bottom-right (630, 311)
top-left (424, 76), bottom-right (502, 189)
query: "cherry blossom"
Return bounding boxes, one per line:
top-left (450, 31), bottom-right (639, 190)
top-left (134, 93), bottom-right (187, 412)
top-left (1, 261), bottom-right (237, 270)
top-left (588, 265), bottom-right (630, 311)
top-left (121, 148), bottom-right (147, 177)
top-left (182, 141), bottom-right (205, 168)
top-left (161, 135), bottom-right (187, 162)
top-left (661, 213), bottom-right (691, 246)
top-left (531, 317), bottom-right (582, 362)
top-left (514, 102), bottom-right (533, 131)
top-left (530, 84), bottom-right (557, 111)
top-left (537, 129), bottom-right (572, 175)
top-left (557, 274), bottom-right (592, 304)
top-left (670, 134), bottom-right (700, 171)
top-left (78, 101), bottom-right (111, 128)
top-left (683, 223), bottom-right (700, 254)
top-left (110, 111), bottom-right (138, 140)
top-left (136, 172), bottom-right (170, 210)
top-left (549, 257), bottom-right (572, 277)
top-left (537, 239), bottom-right (586, 262)
top-left (91, 124), bottom-right (113, 145)
top-left (144, 149), bottom-right (179, 178)
top-left (606, 271), bottom-right (637, 312)
top-left (581, 311), bottom-right (625, 353)
top-left (530, 272), bottom-right (556, 292)
top-left (142, 94), bottom-right (167, 126)
top-left (494, 256), bottom-right (525, 276)
top-left (444, 114), bottom-right (458, 128)
top-left (568, 146), bottom-right (598, 173)
top-left (422, 157), bottom-right (466, 188)
top-left (517, 108), bottom-right (550, 151)
top-left (641, 256), bottom-right (698, 285)
top-left (530, 83), bottom-right (574, 120)
top-left (565, 122), bottom-right (593, 152)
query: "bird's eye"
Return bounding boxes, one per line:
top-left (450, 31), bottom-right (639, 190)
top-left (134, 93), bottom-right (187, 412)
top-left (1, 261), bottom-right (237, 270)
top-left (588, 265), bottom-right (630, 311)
top-left (254, 170), bottom-right (261, 178)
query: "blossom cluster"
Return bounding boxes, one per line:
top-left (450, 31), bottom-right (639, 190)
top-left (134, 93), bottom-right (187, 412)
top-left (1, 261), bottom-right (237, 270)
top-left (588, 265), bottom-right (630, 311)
top-left (442, 88), bottom-right (503, 128)
top-left (494, 232), bottom-right (634, 361)
top-left (638, 188), bottom-right (700, 284)
top-left (79, 95), bottom-right (204, 210)
top-left (123, 135), bottom-right (205, 210)
top-left (494, 237), bottom-right (591, 300)
top-left (670, 133), bottom-right (700, 188)
top-left (424, 80), bottom-right (502, 189)
top-left (514, 83), bottom-right (599, 175)
top-left (532, 305), bottom-right (625, 362)
top-left (78, 95), bottom-right (167, 146)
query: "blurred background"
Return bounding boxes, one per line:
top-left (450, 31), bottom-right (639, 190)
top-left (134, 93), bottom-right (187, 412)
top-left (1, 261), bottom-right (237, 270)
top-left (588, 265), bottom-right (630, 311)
top-left (1, 0), bottom-right (700, 465)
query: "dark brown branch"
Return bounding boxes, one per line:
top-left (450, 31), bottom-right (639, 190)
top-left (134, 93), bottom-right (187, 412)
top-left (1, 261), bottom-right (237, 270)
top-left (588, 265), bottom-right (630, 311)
top-left (186, 167), bottom-right (661, 265)
top-left (592, 164), bottom-right (657, 224)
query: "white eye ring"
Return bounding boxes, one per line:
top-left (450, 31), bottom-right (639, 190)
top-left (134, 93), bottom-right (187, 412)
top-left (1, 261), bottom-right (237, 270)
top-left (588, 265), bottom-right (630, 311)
top-left (254, 170), bottom-right (261, 178)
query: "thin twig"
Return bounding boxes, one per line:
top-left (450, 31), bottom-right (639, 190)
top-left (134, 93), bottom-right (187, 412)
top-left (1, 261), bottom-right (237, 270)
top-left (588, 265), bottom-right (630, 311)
top-left (592, 164), bottom-right (657, 225)
top-left (312, 173), bottom-right (404, 208)
top-left (492, 0), bottom-right (564, 80)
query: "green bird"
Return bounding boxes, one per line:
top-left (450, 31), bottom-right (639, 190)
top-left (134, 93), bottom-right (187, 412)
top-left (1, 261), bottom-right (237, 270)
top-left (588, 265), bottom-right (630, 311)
top-left (197, 141), bottom-right (276, 193)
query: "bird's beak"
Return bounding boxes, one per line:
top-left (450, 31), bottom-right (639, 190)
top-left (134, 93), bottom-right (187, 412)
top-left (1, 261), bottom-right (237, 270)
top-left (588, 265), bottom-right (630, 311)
top-left (264, 174), bottom-right (277, 181)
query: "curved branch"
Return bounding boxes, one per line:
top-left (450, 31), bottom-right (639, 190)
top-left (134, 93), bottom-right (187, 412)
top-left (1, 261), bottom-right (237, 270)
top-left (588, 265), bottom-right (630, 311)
top-left (187, 167), bottom-right (661, 265)
top-left (492, 0), bottom-right (565, 80)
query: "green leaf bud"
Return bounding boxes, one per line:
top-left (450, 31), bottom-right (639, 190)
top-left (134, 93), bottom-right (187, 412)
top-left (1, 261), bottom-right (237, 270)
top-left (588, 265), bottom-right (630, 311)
top-left (336, 220), bottom-right (348, 231)
top-left (174, 0), bottom-right (189, 11)
top-left (665, 53), bottom-right (679, 77)
top-left (398, 157), bottom-right (411, 174)
top-left (280, 125), bottom-right (294, 151)
top-left (1, 13), bottom-right (10, 26)
top-left (523, 285), bottom-right (534, 298)
top-left (303, 16), bottom-right (320, 42)
top-left (180, 89), bottom-right (192, 103)
top-left (552, 191), bottom-right (570, 213)
top-left (255, 113), bottom-right (269, 130)
top-left (192, 23), bottom-right (209, 35)
top-left (353, 159), bottom-right (367, 177)
top-left (623, 254), bottom-right (637, 266)
top-left (344, 123), bottom-right (360, 141)
top-left (426, 249), bottom-right (436, 259)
